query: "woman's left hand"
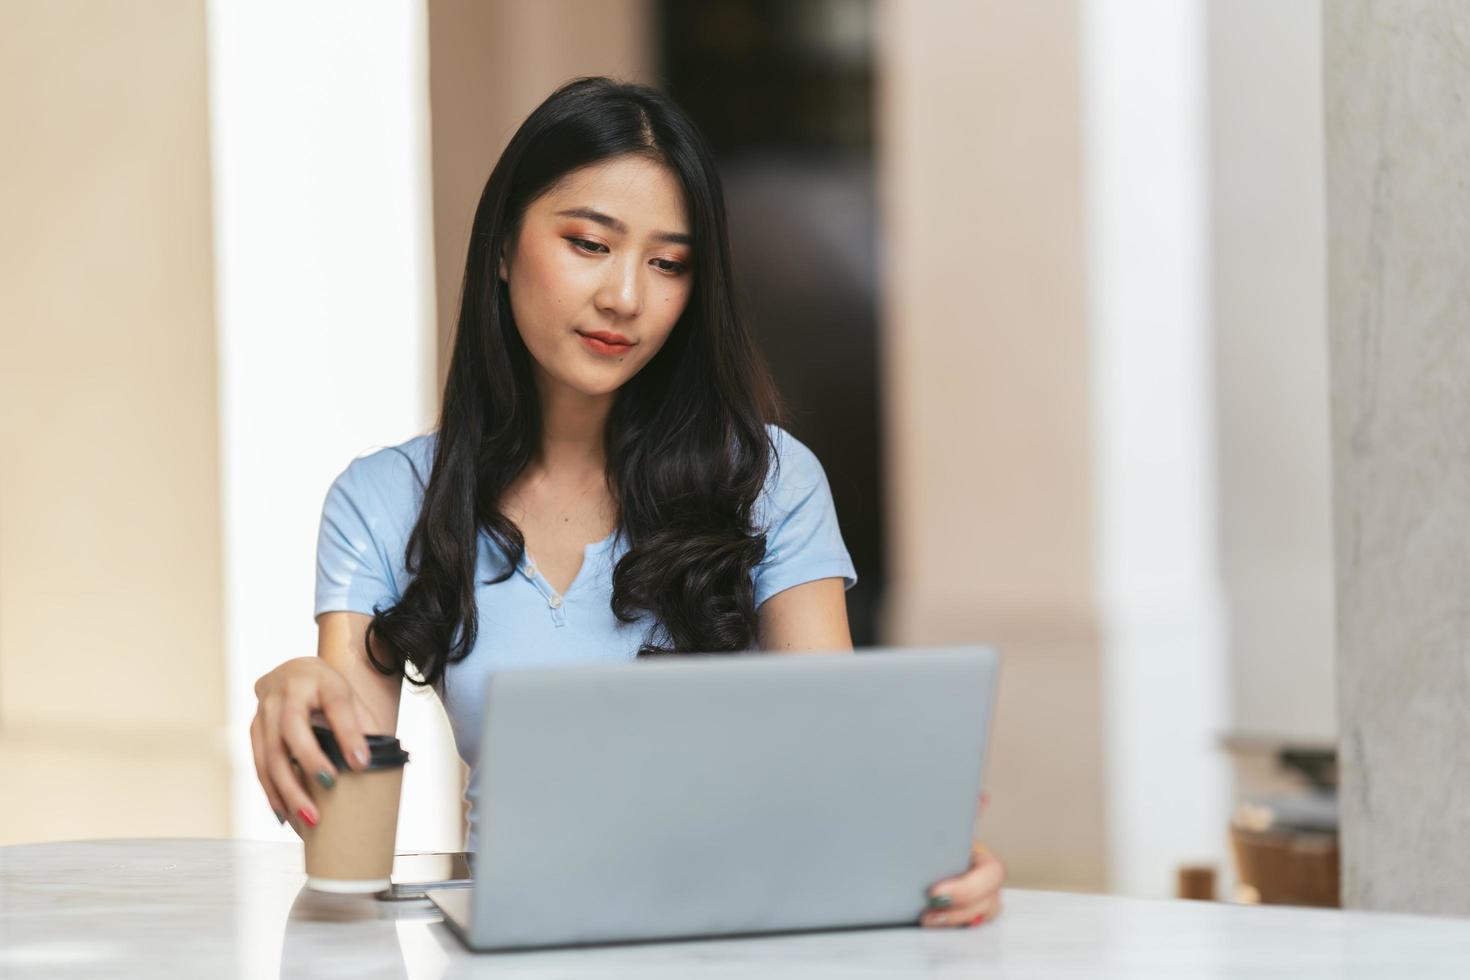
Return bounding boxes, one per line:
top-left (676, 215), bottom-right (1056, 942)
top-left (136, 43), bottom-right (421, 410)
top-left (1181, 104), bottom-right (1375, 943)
top-left (921, 842), bottom-right (1006, 928)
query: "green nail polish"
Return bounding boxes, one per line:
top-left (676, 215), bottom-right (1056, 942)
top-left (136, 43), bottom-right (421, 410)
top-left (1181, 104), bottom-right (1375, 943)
top-left (315, 769), bottom-right (336, 790)
top-left (273, 810), bottom-right (286, 825)
top-left (927, 894), bottom-right (953, 910)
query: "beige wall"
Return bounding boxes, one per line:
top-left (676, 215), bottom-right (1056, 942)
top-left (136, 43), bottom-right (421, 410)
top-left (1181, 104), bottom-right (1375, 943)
top-left (0, 0), bottom-right (228, 842)
top-left (876, 0), bottom-right (1106, 890)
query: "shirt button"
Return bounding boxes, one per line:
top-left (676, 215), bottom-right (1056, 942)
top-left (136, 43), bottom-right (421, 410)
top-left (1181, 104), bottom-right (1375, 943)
top-left (548, 594), bottom-right (562, 609)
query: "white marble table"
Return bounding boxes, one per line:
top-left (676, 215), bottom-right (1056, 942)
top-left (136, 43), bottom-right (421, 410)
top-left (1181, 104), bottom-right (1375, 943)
top-left (3, 838), bottom-right (1469, 978)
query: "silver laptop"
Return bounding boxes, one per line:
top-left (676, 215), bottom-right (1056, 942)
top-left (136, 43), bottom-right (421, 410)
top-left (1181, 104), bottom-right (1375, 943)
top-left (428, 645), bottom-right (1000, 951)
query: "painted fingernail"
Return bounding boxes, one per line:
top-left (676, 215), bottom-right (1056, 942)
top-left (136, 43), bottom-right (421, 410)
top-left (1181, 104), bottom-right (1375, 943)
top-left (273, 810), bottom-right (286, 825)
top-left (927, 893), bottom-right (953, 909)
top-left (315, 769), bottom-right (336, 790)
top-left (968, 914), bottom-right (987, 927)
top-left (298, 807), bottom-right (318, 828)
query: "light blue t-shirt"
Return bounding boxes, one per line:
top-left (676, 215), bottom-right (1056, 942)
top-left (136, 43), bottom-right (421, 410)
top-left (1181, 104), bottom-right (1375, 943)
top-left (313, 424), bottom-right (857, 850)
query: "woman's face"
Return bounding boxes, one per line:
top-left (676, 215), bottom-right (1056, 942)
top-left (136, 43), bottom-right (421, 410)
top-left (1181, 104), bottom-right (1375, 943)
top-left (500, 153), bottom-right (694, 399)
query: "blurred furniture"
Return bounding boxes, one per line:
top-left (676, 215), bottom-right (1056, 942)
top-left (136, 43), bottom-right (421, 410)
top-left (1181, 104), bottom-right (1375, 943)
top-left (1176, 863), bottom-right (1218, 901)
top-left (1227, 741), bottom-right (1341, 907)
top-left (1231, 822), bottom-right (1340, 907)
top-left (1231, 791), bottom-right (1340, 907)
top-left (5, 839), bottom-right (1469, 977)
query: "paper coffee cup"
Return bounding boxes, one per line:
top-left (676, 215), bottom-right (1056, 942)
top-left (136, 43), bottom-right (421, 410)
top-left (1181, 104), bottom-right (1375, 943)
top-left (302, 724), bottom-right (410, 893)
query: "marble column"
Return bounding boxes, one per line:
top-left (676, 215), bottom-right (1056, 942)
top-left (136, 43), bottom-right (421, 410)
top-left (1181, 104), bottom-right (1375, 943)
top-left (1325, 0), bottom-right (1470, 915)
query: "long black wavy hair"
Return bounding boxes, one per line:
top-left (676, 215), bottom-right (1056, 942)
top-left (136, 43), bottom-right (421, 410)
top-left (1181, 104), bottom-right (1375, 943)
top-left (364, 76), bottom-right (782, 690)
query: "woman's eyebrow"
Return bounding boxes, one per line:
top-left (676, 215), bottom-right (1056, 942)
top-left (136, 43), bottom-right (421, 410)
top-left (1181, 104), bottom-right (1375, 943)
top-left (554, 206), bottom-right (692, 246)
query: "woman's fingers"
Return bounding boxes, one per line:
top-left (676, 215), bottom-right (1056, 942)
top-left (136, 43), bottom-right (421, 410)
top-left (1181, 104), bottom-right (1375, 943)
top-left (316, 675), bottom-right (373, 772)
top-left (279, 691), bottom-right (344, 792)
top-left (923, 893), bottom-right (1005, 934)
top-left (251, 657), bottom-right (382, 837)
top-left (249, 712), bottom-right (287, 824)
top-left (262, 695), bottom-right (319, 830)
top-left (921, 891), bottom-right (1003, 928)
top-left (929, 848), bottom-right (1005, 908)
top-left (921, 847), bottom-right (1007, 928)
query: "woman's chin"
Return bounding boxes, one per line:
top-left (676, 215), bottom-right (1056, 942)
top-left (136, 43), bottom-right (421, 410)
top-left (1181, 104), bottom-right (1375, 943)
top-left (551, 364), bottom-right (632, 400)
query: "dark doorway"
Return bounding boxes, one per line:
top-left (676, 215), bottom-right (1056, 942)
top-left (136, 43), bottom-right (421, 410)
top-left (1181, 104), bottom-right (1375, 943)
top-left (657, 0), bottom-right (885, 645)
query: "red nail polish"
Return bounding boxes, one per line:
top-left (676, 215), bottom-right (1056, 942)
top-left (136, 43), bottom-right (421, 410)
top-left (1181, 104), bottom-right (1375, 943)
top-left (968, 914), bottom-right (986, 927)
top-left (298, 807), bottom-right (317, 828)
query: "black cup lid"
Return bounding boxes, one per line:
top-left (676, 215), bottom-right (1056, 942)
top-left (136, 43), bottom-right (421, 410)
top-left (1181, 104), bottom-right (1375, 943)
top-left (311, 723), bottom-right (409, 771)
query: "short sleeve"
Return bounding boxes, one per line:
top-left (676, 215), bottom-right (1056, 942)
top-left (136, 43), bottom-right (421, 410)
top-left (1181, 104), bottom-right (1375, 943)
top-left (751, 426), bottom-right (858, 607)
top-left (314, 442), bottom-right (426, 619)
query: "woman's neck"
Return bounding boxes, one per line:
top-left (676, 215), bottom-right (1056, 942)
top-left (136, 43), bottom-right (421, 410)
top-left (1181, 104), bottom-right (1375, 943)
top-left (532, 368), bottom-right (612, 478)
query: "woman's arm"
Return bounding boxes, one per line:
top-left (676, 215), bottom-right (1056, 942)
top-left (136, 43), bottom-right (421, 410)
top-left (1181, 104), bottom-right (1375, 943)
top-left (316, 610), bottom-right (402, 733)
top-left (756, 577), bottom-right (853, 652)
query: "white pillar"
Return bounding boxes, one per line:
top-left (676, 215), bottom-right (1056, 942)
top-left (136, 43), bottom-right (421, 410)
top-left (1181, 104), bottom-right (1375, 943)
top-left (1080, 0), bottom-right (1231, 897)
top-left (205, 0), bottom-right (458, 849)
top-left (1208, 0), bottom-right (1335, 746)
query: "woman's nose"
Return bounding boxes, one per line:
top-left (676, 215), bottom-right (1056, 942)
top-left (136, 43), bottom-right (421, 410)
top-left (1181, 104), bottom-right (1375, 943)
top-left (595, 256), bottom-right (643, 319)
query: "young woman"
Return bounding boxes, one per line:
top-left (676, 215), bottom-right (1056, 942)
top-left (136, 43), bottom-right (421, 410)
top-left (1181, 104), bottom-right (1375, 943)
top-left (250, 76), bottom-right (1004, 928)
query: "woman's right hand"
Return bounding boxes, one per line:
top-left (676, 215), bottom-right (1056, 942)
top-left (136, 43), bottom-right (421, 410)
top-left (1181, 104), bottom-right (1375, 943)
top-left (250, 656), bottom-right (377, 833)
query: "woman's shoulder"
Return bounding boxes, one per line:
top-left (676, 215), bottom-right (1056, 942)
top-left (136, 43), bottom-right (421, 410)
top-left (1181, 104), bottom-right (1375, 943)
top-left (330, 431), bottom-right (437, 506)
top-left (753, 423), bottom-right (841, 536)
top-left (751, 423), bottom-right (856, 598)
top-left (316, 433), bottom-right (436, 615)
top-left (761, 423), bottom-right (829, 498)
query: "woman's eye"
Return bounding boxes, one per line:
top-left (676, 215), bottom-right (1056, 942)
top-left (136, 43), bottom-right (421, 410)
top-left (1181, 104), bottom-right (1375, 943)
top-left (568, 237), bottom-right (685, 275)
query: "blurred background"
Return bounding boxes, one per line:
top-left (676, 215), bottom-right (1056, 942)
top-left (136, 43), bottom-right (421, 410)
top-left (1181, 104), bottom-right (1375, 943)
top-left (0, 0), bottom-right (1342, 905)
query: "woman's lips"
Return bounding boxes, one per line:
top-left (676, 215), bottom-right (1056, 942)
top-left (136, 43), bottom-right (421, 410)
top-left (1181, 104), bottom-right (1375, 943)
top-left (577, 330), bottom-right (634, 356)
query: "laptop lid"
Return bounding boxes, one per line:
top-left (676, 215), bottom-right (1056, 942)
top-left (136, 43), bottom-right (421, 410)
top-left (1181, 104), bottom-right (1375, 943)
top-left (445, 645), bottom-right (999, 951)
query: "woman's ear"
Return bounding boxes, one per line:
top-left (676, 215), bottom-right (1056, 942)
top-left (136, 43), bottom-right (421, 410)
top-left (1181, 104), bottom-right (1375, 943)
top-left (498, 249), bottom-right (509, 283)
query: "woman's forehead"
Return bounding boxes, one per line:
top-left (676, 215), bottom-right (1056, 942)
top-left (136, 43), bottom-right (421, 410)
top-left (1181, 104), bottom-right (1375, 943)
top-left (538, 156), bottom-right (689, 232)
